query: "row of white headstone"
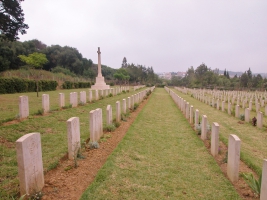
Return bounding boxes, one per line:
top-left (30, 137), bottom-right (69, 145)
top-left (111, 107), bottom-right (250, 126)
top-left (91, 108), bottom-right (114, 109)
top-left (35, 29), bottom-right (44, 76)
top-left (18, 87), bottom-right (130, 119)
top-left (15, 86), bottom-right (155, 197)
top-left (175, 87), bottom-right (266, 129)
top-left (165, 86), bottom-right (267, 199)
top-left (179, 87), bottom-right (267, 105)
top-left (133, 85), bottom-right (146, 91)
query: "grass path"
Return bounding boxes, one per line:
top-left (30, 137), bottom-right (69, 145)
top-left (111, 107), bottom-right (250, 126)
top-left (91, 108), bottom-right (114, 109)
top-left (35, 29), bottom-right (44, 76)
top-left (81, 88), bottom-right (240, 200)
top-left (172, 88), bottom-right (267, 175)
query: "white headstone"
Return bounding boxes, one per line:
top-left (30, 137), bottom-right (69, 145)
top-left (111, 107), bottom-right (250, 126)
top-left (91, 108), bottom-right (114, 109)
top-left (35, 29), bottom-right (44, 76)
top-left (106, 105), bottom-right (112, 125)
top-left (116, 101), bottom-right (121, 122)
top-left (80, 91), bottom-right (86, 104)
top-left (42, 94), bottom-right (49, 113)
top-left (201, 115), bottom-right (207, 140)
top-left (88, 90), bottom-right (92, 102)
top-left (122, 99), bottom-right (126, 114)
top-left (227, 134), bottom-right (241, 183)
top-left (235, 105), bottom-right (240, 118)
top-left (59, 93), bottom-right (65, 108)
top-left (195, 110), bottom-right (199, 131)
top-left (67, 117), bottom-right (80, 160)
top-left (16, 133), bottom-right (44, 195)
top-left (245, 108), bottom-right (250, 123)
top-left (19, 95), bottom-right (29, 119)
top-left (257, 112), bottom-right (263, 128)
top-left (190, 105), bottom-right (193, 124)
top-left (211, 122), bottom-right (219, 156)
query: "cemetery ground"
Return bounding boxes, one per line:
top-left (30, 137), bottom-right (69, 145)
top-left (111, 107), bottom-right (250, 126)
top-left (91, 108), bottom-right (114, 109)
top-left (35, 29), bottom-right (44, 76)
top-left (0, 87), bottom-right (146, 199)
top-left (0, 87), bottom-right (260, 199)
top-left (80, 88), bottom-right (241, 199)
top-left (172, 89), bottom-right (267, 178)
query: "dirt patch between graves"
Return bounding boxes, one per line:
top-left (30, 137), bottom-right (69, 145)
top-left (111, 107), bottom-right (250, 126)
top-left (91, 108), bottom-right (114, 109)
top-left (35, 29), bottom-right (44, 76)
top-left (193, 126), bottom-right (260, 200)
top-left (41, 97), bottom-right (150, 200)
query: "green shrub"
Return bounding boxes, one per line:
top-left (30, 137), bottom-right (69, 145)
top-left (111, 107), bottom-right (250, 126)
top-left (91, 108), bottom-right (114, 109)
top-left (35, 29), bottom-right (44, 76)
top-left (241, 173), bottom-right (261, 196)
top-left (134, 103), bottom-right (139, 110)
top-left (239, 114), bottom-right (245, 121)
top-left (103, 124), bottom-right (116, 132)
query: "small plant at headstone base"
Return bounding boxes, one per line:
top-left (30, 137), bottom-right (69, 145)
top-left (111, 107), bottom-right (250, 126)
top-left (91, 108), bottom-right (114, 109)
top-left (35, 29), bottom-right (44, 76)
top-left (214, 103), bottom-right (217, 108)
top-left (64, 165), bottom-right (73, 171)
top-left (99, 95), bottom-right (104, 100)
top-left (231, 109), bottom-right (235, 117)
top-left (103, 124), bottom-right (116, 132)
top-left (112, 119), bottom-right (121, 128)
top-left (239, 114), bottom-right (245, 121)
top-left (108, 93), bottom-right (113, 97)
top-left (121, 112), bottom-right (130, 121)
top-left (134, 103), bottom-right (139, 110)
top-left (100, 134), bottom-right (111, 143)
top-left (252, 117), bottom-right (257, 126)
top-left (15, 113), bottom-right (21, 120)
top-left (91, 100), bottom-right (96, 103)
top-left (29, 191), bottom-right (43, 200)
top-left (146, 90), bottom-right (152, 97)
top-left (195, 123), bottom-right (201, 135)
top-left (222, 151), bottom-right (228, 163)
top-left (122, 90), bottom-right (126, 94)
top-left (78, 101), bottom-right (85, 106)
top-left (241, 172), bottom-right (261, 197)
top-left (73, 142), bottom-right (84, 168)
top-left (63, 104), bottom-right (72, 109)
top-left (36, 109), bottom-right (44, 116)
top-left (89, 141), bottom-right (99, 149)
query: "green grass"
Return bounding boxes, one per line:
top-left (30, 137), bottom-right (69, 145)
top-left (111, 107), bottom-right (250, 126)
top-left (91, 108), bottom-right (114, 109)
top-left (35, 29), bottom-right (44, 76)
top-left (172, 88), bottom-right (267, 176)
top-left (0, 86), bottom-right (146, 199)
top-left (81, 88), bottom-right (240, 200)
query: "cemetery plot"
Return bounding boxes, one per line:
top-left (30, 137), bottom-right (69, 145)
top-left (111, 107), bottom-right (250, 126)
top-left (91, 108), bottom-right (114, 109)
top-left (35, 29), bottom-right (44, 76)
top-left (81, 89), bottom-right (240, 199)
top-left (172, 88), bottom-right (267, 178)
top-left (0, 86), bottom-right (147, 198)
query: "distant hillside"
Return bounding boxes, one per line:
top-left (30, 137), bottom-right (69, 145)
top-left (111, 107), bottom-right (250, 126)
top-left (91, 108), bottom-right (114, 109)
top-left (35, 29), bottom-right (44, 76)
top-left (218, 70), bottom-right (267, 78)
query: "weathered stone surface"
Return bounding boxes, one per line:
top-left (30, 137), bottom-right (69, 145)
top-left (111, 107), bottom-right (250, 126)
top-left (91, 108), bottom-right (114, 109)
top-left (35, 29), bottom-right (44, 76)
top-left (42, 94), bottom-right (50, 113)
top-left (80, 91), bottom-right (86, 104)
top-left (190, 105), bottom-right (193, 124)
top-left (59, 93), bottom-right (65, 108)
top-left (235, 105), bottom-right (239, 118)
top-left (211, 122), bottom-right (219, 156)
top-left (88, 90), bottom-right (92, 102)
top-left (257, 112), bottom-right (263, 128)
top-left (195, 109), bottom-right (199, 130)
top-left (70, 92), bottom-right (78, 107)
top-left (16, 133), bottom-right (44, 195)
top-left (116, 101), bottom-right (121, 122)
top-left (245, 108), bottom-right (250, 123)
top-left (227, 134), bottom-right (241, 183)
top-left (106, 105), bottom-right (112, 125)
top-left (122, 99), bottom-right (126, 114)
top-left (19, 95), bottom-right (29, 119)
top-left (201, 115), bottom-right (207, 140)
top-left (66, 117), bottom-right (80, 160)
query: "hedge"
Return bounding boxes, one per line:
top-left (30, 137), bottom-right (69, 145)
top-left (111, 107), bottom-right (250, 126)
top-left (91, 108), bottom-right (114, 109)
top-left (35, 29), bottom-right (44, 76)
top-left (62, 81), bottom-right (91, 89)
top-left (0, 78), bottom-right (57, 94)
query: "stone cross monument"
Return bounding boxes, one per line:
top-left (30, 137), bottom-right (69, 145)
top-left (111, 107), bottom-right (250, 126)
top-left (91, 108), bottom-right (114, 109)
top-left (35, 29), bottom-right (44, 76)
top-left (91, 47), bottom-right (110, 90)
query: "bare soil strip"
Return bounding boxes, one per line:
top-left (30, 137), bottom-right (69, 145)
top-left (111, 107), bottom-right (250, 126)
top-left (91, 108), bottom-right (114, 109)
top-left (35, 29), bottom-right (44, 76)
top-left (41, 96), bottom-right (150, 200)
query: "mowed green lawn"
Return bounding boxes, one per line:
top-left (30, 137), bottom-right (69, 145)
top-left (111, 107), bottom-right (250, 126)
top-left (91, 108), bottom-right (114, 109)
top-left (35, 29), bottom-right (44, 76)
top-left (0, 87), bottom-right (145, 199)
top-left (81, 88), bottom-right (240, 200)
top-left (172, 88), bottom-right (267, 175)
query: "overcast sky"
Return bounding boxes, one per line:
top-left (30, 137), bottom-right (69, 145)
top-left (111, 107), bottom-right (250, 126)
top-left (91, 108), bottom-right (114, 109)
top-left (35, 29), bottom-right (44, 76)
top-left (19, 0), bottom-right (267, 73)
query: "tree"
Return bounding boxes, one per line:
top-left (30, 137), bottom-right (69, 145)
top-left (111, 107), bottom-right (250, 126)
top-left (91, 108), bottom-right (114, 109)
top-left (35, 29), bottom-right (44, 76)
top-left (0, 0), bottom-right (29, 41)
top-left (18, 52), bottom-right (48, 96)
top-left (121, 57), bottom-right (127, 68)
top-left (18, 52), bottom-right (48, 69)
